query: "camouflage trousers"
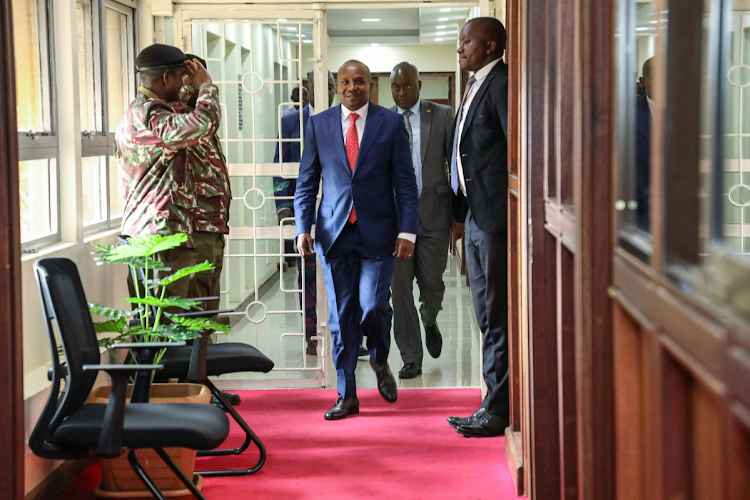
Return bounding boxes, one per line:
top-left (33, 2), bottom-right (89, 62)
top-left (188, 231), bottom-right (225, 313)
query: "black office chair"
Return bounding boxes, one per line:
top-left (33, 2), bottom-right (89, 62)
top-left (32, 257), bottom-right (230, 500)
top-left (118, 235), bottom-right (274, 476)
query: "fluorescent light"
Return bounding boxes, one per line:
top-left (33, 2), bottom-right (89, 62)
top-left (435, 38), bottom-right (444, 42)
top-left (277, 18), bottom-right (287, 22)
top-left (635, 27), bottom-right (648, 31)
top-left (287, 27), bottom-right (297, 31)
top-left (436, 25), bottom-right (447, 29)
top-left (438, 17), bottom-right (449, 21)
top-left (440, 8), bottom-right (451, 12)
top-left (371, 43), bottom-right (380, 47)
top-left (301, 34), bottom-right (306, 38)
top-left (436, 32), bottom-right (446, 36)
top-left (361, 18), bottom-right (381, 22)
top-left (303, 40), bottom-right (313, 44)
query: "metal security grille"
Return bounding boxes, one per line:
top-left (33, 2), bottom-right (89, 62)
top-left (174, 6), bottom-right (330, 388)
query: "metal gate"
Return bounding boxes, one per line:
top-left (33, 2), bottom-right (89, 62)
top-left (174, 5), bottom-right (330, 388)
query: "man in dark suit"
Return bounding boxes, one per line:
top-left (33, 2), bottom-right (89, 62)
top-left (389, 62), bottom-right (455, 379)
top-left (295, 60), bottom-right (419, 420)
top-left (273, 70), bottom-right (335, 355)
top-left (635, 57), bottom-right (653, 233)
top-left (446, 17), bottom-right (510, 438)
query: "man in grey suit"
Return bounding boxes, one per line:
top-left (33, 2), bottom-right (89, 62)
top-left (389, 62), bottom-right (455, 379)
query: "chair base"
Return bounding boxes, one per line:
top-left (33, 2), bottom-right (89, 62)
top-left (93, 475), bottom-right (203, 500)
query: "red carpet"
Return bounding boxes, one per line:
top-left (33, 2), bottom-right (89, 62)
top-left (58, 389), bottom-right (522, 500)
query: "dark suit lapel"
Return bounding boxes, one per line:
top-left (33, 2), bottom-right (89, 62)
top-left (354, 103), bottom-right (384, 174)
top-left (328, 105), bottom-right (350, 172)
top-left (461, 62), bottom-right (504, 144)
top-left (420, 100), bottom-right (432, 163)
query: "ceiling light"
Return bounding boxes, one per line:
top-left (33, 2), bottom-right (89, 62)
top-left (301, 34), bottom-right (306, 38)
top-left (635, 27), bottom-right (648, 31)
top-left (277, 18), bottom-right (287, 22)
top-left (438, 17), bottom-right (449, 21)
top-left (303, 40), bottom-right (313, 44)
top-left (371, 43), bottom-right (380, 47)
top-left (440, 8), bottom-right (451, 12)
top-left (436, 32), bottom-right (447, 36)
top-left (287, 27), bottom-right (297, 31)
top-left (436, 25), bottom-right (447, 29)
top-left (435, 38), bottom-right (444, 42)
top-left (361, 18), bottom-right (381, 22)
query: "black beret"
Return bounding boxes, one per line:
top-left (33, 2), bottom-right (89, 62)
top-left (135, 44), bottom-right (186, 71)
top-left (184, 54), bottom-right (207, 69)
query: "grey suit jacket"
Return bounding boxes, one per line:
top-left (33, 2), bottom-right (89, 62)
top-left (392, 99), bottom-right (454, 231)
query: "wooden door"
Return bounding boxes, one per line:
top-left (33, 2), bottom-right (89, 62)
top-left (506, 0), bottom-right (615, 497)
top-left (613, 0), bottom-right (750, 499)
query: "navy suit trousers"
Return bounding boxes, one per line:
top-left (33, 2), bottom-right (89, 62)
top-left (318, 223), bottom-right (396, 399)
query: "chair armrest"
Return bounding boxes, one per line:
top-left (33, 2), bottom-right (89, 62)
top-left (184, 296), bottom-right (220, 303)
top-left (82, 364), bottom-right (162, 458)
top-left (110, 342), bottom-right (186, 350)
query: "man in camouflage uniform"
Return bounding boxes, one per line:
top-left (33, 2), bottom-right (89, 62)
top-left (176, 54), bottom-right (232, 317)
top-left (115, 43), bottom-right (219, 305)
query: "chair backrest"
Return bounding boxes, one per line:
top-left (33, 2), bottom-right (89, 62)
top-left (31, 258), bottom-right (102, 459)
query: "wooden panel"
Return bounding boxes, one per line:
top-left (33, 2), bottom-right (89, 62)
top-left (614, 303), bottom-right (648, 500)
top-left (509, 193), bottom-right (522, 430)
top-left (558, 244), bottom-right (578, 499)
top-left (690, 382), bottom-right (725, 500)
top-left (729, 403), bottom-right (750, 500)
top-left (505, 428), bottom-right (525, 496)
top-left (659, 350), bottom-right (693, 500)
top-left (0, 0), bottom-right (25, 497)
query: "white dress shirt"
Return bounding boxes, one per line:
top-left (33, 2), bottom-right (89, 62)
top-left (457, 58), bottom-right (502, 195)
top-left (396, 99), bottom-right (422, 198)
top-left (646, 96), bottom-right (655, 118)
top-left (308, 104), bottom-right (315, 116)
top-left (341, 102), bottom-right (416, 244)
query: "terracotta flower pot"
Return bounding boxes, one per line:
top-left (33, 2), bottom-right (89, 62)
top-left (86, 383), bottom-right (211, 500)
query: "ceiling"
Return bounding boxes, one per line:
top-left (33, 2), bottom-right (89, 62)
top-left (276, 7), bottom-right (471, 46)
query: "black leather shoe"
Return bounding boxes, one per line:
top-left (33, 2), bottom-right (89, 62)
top-left (324, 396), bottom-right (360, 420)
top-left (221, 390), bottom-right (241, 405)
top-left (456, 413), bottom-right (508, 438)
top-left (424, 323), bottom-right (443, 358)
top-left (370, 359), bottom-right (398, 402)
top-left (306, 339), bottom-right (317, 356)
top-left (447, 407), bottom-right (487, 428)
top-left (210, 395), bottom-right (227, 412)
top-left (358, 344), bottom-right (369, 357)
top-left (398, 362), bottom-right (422, 379)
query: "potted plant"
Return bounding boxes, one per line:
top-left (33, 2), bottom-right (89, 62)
top-left (86, 233), bottom-right (230, 499)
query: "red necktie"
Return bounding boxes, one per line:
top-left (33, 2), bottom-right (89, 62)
top-left (346, 113), bottom-right (360, 223)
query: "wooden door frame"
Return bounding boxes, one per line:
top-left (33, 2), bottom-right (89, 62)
top-left (0, 1), bottom-right (27, 498)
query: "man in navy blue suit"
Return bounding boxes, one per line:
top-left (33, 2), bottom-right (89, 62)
top-left (274, 70), bottom-right (335, 356)
top-left (635, 57), bottom-right (653, 233)
top-left (295, 60), bottom-right (419, 420)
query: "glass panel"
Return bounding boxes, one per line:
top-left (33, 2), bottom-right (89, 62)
top-left (109, 155), bottom-right (124, 219)
top-left (82, 156), bottom-right (107, 226)
top-left (13, 0), bottom-right (46, 132)
top-left (19, 159), bottom-right (56, 241)
top-left (77, 0), bottom-right (103, 133)
top-left (106, 6), bottom-right (131, 132)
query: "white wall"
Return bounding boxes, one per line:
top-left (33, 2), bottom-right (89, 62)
top-left (303, 43), bottom-right (458, 75)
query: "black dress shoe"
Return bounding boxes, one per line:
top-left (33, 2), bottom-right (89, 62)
top-left (424, 323), bottom-right (443, 358)
top-left (456, 413), bottom-right (508, 438)
top-left (447, 407), bottom-right (487, 428)
top-left (306, 339), bottom-right (317, 356)
top-left (210, 395), bottom-right (228, 412)
top-left (358, 344), bottom-right (369, 357)
top-left (398, 362), bottom-right (422, 379)
top-left (324, 396), bottom-right (360, 420)
top-left (221, 390), bottom-right (241, 405)
top-left (370, 359), bottom-right (397, 402)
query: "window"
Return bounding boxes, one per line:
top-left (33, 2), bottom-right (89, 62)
top-left (77, 0), bottom-right (135, 233)
top-left (13, 0), bottom-right (59, 247)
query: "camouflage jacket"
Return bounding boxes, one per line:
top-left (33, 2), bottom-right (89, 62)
top-left (173, 97), bottom-right (231, 234)
top-left (115, 84), bottom-right (221, 247)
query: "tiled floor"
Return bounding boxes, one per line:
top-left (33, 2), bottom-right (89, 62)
top-left (212, 253), bottom-right (481, 391)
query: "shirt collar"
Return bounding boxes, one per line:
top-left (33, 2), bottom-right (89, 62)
top-left (307, 104), bottom-right (315, 116)
top-left (138, 86), bottom-right (161, 101)
top-left (473, 58), bottom-right (502, 84)
top-left (397, 99), bottom-right (421, 116)
top-left (341, 102), bottom-right (370, 122)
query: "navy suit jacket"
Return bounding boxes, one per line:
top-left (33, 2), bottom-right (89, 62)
top-left (635, 96), bottom-right (651, 232)
top-left (273, 106), bottom-right (311, 212)
top-left (294, 103), bottom-right (420, 258)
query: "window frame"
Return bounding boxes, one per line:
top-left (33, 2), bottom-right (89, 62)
top-left (80, 0), bottom-right (137, 235)
top-left (17, 0), bottom-right (60, 251)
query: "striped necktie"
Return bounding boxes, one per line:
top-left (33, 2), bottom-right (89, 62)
top-left (450, 76), bottom-right (476, 195)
